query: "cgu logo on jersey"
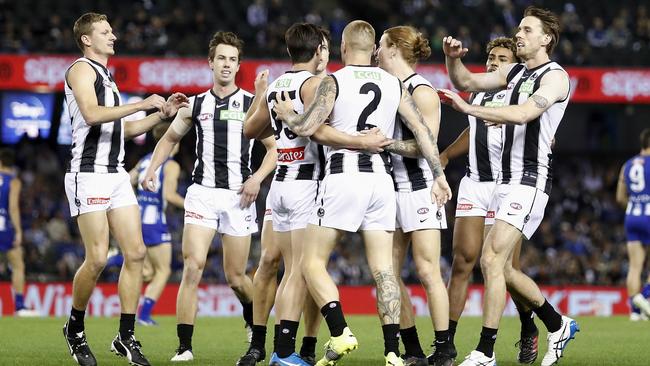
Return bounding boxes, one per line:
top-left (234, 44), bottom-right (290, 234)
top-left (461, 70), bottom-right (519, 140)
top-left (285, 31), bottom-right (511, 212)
top-left (220, 110), bottom-right (245, 121)
top-left (275, 78), bottom-right (292, 88)
top-left (277, 146), bottom-right (306, 162)
top-left (353, 71), bottom-right (381, 80)
top-left (485, 100), bottom-right (505, 108)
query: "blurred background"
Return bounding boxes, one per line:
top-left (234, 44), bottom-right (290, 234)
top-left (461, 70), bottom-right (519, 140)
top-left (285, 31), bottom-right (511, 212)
top-left (0, 0), bottom-right (648, 316)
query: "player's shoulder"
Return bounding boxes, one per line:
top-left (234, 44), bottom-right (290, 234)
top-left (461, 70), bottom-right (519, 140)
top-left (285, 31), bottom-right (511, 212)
top-left (239, 88), bottom-right (254, 98)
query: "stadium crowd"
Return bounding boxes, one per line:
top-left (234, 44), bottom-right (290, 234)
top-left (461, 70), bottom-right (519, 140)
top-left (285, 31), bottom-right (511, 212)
top-left (1, 0), bottom-right (650, 66)
top-left (0, 137), bottom-right (630, 287)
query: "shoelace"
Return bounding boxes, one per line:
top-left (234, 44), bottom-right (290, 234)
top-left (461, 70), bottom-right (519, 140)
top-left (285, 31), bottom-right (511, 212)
top-left (515, 336), bottom-right (535, 352)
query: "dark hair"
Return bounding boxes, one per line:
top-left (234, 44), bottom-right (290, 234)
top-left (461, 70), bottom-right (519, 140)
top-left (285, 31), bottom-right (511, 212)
top-left (285, 23), bottom-right (323, 63)
top-left (523, 6), bottom-right (560, 54)
top-left (486, 37), bottom-right (517, 58)
top-left (73, 12), bottom-right (108, 52)
top-left (152, 122), bottom-right (170, 142)
top-left (641, 128), bottom-right (650, 149)
top-left (208, 31), bottom-right (244, 61)
top-left (0, 148), bottom-right (15, 167)
top-left (318, 26), bottom-right (331, 47)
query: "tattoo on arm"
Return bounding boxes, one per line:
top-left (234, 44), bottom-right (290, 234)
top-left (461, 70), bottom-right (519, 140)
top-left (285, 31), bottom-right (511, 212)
top-left (285, 76), bottom-right (336, 135)
top-left (373, 270), bottom-right (400, 324)
top-left (384, 139), bottom-right (421, 158)
top-left (399, 83), bottom-right (444, 179)
top-left (531, 95), bottom-right (549, 109)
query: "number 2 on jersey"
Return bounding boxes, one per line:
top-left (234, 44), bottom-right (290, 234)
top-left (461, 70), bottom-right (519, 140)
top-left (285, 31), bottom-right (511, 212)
top-left (357, 82), bottom-right (382, 131)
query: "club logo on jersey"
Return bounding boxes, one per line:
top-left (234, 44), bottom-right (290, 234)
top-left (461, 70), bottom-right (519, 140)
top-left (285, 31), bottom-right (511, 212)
top-left (317, 208), bottom-right (325, 218)
top-left (417, 207), bottom-right (429, 215)
top-left (232, 100), bottom-right (241, 109)
top-left (510, 202), bottom-right (523, 210)
top-left (185, 211), bottom-right (204, 220)
top-left (457, 203), bottom-right (473, 210)
top-left (220, 110), bottom-right (245, 121)
top-left (353, 71), bottom-right (381, 80)
top-left (275, 78), bottom-right (292, 88)
top-left (530, 72), bottom-right (539, 81)
top-left (519, 80), bottom-right (535, 95)
top-left (496, 93), bottom-right (505, 99)
top-left (507, 82), bottom-right (515, 90)
top-left (87, 197), bottom-right (110, 205)
top-left (277, 146), bottom-right (306, 162)
top-left (198, 113), bottom-right (214, 121)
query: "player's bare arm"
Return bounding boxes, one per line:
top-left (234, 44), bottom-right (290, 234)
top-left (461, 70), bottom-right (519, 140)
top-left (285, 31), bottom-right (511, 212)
top-left (439, 70), bottom-right (569, 125)
top-left (312, 125), bottom-right (392, 153)
top-left (238, 135), bottom-right (277, 208)
top-left (243, 70), bottom-right (271, 139)
top-left (440, 127), bottom-right (470, 168)
top-left (124, 92), bottom-right (190, 139)
top-left (9, 178), bottom-right (22, 247)
top-left (128, 166), bottom-right (139, 187)
top-left (384, 139), bottom-right (420, 158)
top-left (272, 75), bottom-right (336, 137)
top-left (616, 165), bottom-right (628, 208)
top-left (443, 36), bottom-right (512, 92)
top-left (163, 160), bottom-right (185, 209)
top-left (142, 107), bottom-right (192, 191)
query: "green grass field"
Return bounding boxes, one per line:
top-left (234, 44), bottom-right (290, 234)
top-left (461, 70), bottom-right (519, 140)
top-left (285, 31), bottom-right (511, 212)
top-left (0, 315), bottom-right (648, 365)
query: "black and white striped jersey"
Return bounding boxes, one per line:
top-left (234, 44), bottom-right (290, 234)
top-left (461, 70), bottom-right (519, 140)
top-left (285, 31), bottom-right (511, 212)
top-left (326, 65), bottom-right (401, 175)
top-left (266, 70), bottom-right (324, 181)
top-left (391, 73), bottom-right (435, 191)
top-left (465, 90), bottom-right (508, 182)
top-left (190, 88), bottom-right (254, 190)
top-left (65, 57), bottom-right (125, 173)
top-left (500, 61), bottom-right (570, 193)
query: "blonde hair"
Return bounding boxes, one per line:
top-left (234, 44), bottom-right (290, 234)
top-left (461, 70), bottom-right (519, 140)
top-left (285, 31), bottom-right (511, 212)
top-left (383, 26), bottom-right (431, 66)
top-left (342, 20), bottom-right (375, 53)
top-left (73, 12), bottom-right (108, 52)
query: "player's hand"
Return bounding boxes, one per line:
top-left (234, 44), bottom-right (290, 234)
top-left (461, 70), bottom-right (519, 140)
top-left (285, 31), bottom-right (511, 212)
top-left (254, 70), bottom-right (269, 95)
top-left (358, 127), bottom-right (394, 153)
top-left (440, 151), bottom-right (449, 169)
top-left (442, 36), bottom-right (469, 59)
top-left (238, 175), bottom-right (262, 209)
top-left (141, 170), bottom-right (158, 192)
top-left (138, 94), bottom-right (166, 111)
top-left (272, 91), bottom-right (296, 122)
top-left (12, 231), bottom-right (22, 248)
top-left (431, 174), bottom-right (452, 207)
top-left (160, 92), bottom-right (190, 120)
top-left (438, 89), bottom-right (470, 114)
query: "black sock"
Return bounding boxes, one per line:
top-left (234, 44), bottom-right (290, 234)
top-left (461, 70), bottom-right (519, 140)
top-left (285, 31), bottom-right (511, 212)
top-left (532, 300), bottom-right (562, 333)
top-left (119, 313), bottom-right (135, 340)
top-left (320, 301), bottom-right (347, 337)
top-left (434, 330), bottom-right (450, 345)
top-left (68, 307), bottom-right (86, 335)
top-left (242, 301), bottom-right (253, 327)
top-left (300, 336), bottom-right (317, 358)
top-left (276, 320), bottom-right (299, 358)
top-left (400, 326), bottom-right (425, 358)
top-left (476, 327), bottom-right (498, 358)
top-left (177, 324), bottom-right (194, 350)
top-left (273, 324), bottom-right (280, 351)
top-left (251, 325), bottom-right (267, 351)
top-left (518, 308), bottom-right (538, 336)
top-left (448, 320), bottom-right (458, 344)
top-left (382, 324), bottom-right (400, 356)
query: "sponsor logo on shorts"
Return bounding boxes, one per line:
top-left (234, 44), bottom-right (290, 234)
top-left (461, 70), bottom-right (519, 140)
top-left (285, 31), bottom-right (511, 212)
top-left (457, 203), bottom-right (473, 210)
top-left (278, 146), bottom-right (306, 162)
top-left (198, 113), bottom-right (213, 121)
top-left (87, 197), bottom-right (109, 205)
top-left (486, 211), bottom-right (495, 218)
top-left (510, 202), bottom-right (523, 210)
top-left (264, 208), bottom-right (272, 216)
top-left (317, 208), bottom-right (325, 217)
top-left (417, 207), bottom-right (429, 215)
top-left (185, 211), bottom-right (204, 219)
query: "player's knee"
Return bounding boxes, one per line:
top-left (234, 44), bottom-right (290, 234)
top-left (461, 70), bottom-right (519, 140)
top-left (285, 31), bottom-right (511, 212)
top-left (157, 265), bottom-right (172, 280)
top-left (224, 267), bottom-right (246, 288)
top-left (85, 255), bottom-right (107, 275)
top-left (258, 250), bottom-right (281, 274)
top-left (123, 245), bottom-right (147, 264)
top-left (417, 265), bottom-right (442, 288)
top-left (480, 253), bottom-right (501, 278)
top-left (183, 256), bottom-right (205, 283)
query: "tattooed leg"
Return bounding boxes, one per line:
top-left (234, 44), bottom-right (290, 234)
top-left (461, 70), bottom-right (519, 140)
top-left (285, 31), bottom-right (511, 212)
top-left (362, 230), bottom-right (401, 325)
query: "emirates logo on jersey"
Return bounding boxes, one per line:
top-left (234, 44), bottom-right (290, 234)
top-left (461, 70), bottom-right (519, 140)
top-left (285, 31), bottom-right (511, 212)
top-left (277, 146), bottom-right (306, 162)
top-left (457, 203), bottom-right (473, 210)
top-left (87, 197), bottom-right (110, 205)
top-left (185, 211), bottom-right (204, 219)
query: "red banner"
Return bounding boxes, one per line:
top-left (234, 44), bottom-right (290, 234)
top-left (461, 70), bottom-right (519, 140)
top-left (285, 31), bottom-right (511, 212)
top-left (1, 54), bottom-right (650, 103)
top-left (0, 282), bottom-right (630, 317)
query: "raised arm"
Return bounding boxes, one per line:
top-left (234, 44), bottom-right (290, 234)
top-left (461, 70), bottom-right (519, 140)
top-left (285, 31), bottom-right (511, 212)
top-left (243, 70), bottom-right (271, 139)
top-left (443, 36), bottom-right (511, 92)
top-left (616, 165), bottom-right (628, 208)
top-left (439, 70), bottom-right (570, 125)
top-left (142, 106), bottom-right (192, 191)
top-left (9, 177), bottom-right (22, 247)
top-left (163, 160), bottom-right (185, 209)
top-left (272, 75), bottom-right (337, 137)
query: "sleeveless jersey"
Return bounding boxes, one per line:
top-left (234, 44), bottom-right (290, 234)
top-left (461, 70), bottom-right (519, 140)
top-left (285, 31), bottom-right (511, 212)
top-left (466, 90), bottom-right (507, 182)
top-left (624, 155), bottom-right (650, 219)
